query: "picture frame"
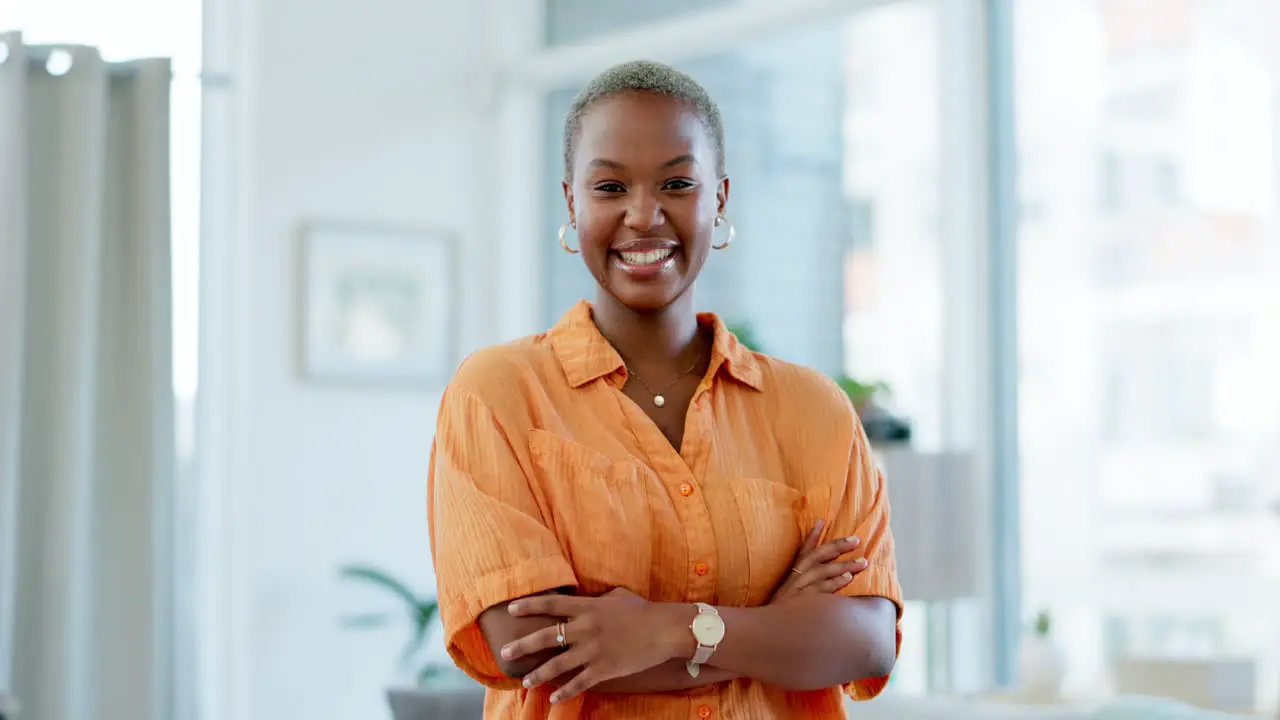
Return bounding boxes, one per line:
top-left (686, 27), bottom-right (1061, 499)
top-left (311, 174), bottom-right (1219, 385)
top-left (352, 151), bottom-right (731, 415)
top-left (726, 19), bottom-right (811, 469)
top-left (297, 220), bottom-right (458, 388)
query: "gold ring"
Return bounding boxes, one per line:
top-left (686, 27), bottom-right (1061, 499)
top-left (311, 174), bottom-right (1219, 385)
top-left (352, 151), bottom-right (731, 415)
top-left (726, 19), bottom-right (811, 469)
top-left (556, 622), bottom-right (567, 648)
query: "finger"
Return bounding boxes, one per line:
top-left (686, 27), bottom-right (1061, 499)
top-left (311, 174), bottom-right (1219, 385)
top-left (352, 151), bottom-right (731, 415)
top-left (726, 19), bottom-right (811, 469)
top-left (551, 667), bottom-right (600, 704)
top-left (811, 572), bottom-right (855, 594)
top-left (819, 558), bottom-right (869, 580)
top-left (792, 558), bottom-right (862, 591)
top-left (797, 520), bottom-right (824, 558)
top-left (523, 645), bottom-right (591, 689)
top-left (794, 536), bottom-right (860, 574)
top-left (500, 623), bottom-right (566, 662)
top-left (509, 595), bottom-right (590, 618)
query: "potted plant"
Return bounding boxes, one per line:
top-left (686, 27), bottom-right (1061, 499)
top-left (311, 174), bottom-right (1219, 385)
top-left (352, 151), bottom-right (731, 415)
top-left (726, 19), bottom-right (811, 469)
top-left (1016, 609), bottom-right (1067, 701)
top-left (340, 564), bottom-right (484, 720)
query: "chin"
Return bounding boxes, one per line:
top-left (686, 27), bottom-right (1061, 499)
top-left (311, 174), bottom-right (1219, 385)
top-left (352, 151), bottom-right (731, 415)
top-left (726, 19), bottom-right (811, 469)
top-left (605, 283), bottom-right (688, 314)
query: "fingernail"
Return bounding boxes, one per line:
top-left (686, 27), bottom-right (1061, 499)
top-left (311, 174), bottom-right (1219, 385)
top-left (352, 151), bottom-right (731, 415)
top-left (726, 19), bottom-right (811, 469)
top-left (508, 602), bottom-right (520, 614)
top-left (847, 535), bottom-right (859, 544)
top-left (550, 692), bottom-right (561, 704)
top-left (523, 676), bottom-right (533, 688)
top-left (842, 573), bottom-right (853, 580)
top-left (857, 557), bottom-right (868, 566)
top-left (814, 519), bottom-right (825, 530)
top-left (501, 646), bottom-right (513, 659)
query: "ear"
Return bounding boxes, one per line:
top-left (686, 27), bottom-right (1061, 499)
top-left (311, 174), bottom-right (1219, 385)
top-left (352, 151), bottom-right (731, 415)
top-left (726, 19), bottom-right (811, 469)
top-left (715, 176), bottom-right (730, 216)
top-left (562, 179), bottom-right (576, 226)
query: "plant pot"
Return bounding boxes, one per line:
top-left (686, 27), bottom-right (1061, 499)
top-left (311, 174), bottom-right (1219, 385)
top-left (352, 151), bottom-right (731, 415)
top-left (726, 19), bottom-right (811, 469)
top-left (386, 686), bottom-right (486, 720)
top-left (1017, 633), bottom-right (1067, 701)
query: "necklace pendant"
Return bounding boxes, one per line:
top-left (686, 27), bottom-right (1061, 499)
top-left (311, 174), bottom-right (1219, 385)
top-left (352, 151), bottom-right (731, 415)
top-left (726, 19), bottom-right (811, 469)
top-left (653, 395), bottom-right (666, 408)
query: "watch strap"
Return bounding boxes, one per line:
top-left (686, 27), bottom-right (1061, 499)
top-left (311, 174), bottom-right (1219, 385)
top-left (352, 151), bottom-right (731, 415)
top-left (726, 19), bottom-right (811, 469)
top-left (692, 644), bottom-right (715, 664)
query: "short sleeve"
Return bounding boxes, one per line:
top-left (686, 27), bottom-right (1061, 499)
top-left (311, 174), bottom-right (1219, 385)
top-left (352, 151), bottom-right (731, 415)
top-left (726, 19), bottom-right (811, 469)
top-left (427, 386), bottom-right (578, 688)
top-left (826, 414), bottom-right (904, 701)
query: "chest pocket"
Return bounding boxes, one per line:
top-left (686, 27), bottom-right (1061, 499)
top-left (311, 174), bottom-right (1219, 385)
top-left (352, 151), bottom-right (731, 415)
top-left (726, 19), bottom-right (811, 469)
top-left (528, 430), bottom-right (654, 597)
top-left (727, 477), bottom-right (803, 605)
top-left (727, 478), bottom-right (833, 605)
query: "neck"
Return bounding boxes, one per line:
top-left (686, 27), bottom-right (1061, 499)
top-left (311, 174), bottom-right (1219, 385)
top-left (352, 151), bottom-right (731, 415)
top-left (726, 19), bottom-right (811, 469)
top-left (591, 289), bottom-right (702, 367)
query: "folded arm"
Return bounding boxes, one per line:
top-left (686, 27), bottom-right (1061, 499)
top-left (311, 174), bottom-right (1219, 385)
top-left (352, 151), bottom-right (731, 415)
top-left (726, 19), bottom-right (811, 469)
top-left (480, 592), bottom-right (739, 692)
top-left (694, 594), bottom-right (897, 690)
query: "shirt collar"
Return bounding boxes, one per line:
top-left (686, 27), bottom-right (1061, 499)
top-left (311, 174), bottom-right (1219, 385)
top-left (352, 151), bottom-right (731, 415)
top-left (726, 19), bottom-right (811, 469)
top-left (548, 300), bottom-right (763, 391)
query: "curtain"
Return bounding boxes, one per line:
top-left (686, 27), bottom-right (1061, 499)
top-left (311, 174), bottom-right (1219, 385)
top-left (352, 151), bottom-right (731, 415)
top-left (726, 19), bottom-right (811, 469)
top-left (0, 32), bottom-right (175, 720)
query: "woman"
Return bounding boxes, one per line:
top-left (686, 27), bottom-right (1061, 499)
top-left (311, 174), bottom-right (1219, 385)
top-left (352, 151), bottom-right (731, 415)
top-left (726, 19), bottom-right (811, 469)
top-left (428, 60), bottom-right (901, 719)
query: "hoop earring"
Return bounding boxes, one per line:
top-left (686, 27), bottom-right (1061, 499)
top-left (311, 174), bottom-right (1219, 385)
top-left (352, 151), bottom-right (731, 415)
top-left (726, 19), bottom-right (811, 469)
top-left (559, 221), bottom-right (580, 254)
top-left (712, 215), bottom-right (735, 250)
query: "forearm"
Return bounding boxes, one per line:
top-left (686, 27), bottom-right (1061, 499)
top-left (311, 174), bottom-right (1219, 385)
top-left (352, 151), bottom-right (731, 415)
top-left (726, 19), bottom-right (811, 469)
top-left (591, 660), bottom-right (739, 694)
top-left (493, 615), bottom-right (740, 693)
top-left (671, 595), bottom-right (896, 691)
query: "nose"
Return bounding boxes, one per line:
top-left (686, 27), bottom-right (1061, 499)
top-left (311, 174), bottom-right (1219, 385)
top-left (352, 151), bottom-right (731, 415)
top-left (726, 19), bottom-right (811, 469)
top-left (623, 190), bottom-right (665, 232)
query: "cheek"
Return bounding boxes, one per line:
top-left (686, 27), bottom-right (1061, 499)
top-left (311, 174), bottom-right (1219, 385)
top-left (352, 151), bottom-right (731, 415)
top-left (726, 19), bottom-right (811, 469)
top-left (575, 209), bottom-right (615, 253)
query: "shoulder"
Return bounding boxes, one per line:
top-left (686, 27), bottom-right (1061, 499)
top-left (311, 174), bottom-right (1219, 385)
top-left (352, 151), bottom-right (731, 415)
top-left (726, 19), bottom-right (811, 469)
top-left (748, 354), bottom-right (862, 450)
top-left (443, 333), bottom-right (557, 409)
top-left (756, 355), bottom-right (856, 417)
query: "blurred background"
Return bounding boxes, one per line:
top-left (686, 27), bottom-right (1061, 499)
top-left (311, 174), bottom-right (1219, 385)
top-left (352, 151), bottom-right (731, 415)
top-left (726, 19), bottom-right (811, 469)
top-left (2, 0), bottom-right (1279, 718)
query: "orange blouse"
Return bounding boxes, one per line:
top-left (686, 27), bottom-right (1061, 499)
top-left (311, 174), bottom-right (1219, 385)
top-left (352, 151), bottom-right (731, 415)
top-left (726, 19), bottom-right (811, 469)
top-left (428, 300), bottom-right (902, 719)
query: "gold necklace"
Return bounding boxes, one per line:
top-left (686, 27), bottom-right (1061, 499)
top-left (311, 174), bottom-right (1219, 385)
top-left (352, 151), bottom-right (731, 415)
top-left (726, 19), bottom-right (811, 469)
top-left (624, 353), bottom-right (702, 408)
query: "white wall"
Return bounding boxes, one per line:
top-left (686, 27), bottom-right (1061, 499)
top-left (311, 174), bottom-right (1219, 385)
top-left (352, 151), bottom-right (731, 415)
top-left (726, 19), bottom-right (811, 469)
top-left (200, 0), bottom-right (540, 718)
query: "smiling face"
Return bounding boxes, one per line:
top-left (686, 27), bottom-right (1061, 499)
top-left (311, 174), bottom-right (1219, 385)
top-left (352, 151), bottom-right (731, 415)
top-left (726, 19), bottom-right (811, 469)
top-left (563, 91), bottom-right (729, 314)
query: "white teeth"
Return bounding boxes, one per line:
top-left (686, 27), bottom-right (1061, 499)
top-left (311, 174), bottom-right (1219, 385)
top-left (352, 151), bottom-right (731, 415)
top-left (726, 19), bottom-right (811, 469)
top-left (618, 249), bottom-right (674, 265)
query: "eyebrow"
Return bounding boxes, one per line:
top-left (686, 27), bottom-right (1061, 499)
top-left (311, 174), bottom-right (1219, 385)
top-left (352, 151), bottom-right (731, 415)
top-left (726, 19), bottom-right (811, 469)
top-left (587, 154), bottom-right (699, 171)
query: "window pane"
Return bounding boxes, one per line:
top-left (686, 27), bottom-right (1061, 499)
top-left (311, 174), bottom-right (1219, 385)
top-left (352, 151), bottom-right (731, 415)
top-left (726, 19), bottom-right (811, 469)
top-left (840, 0), bottom-right (945, 452)
top-left (543, 0), bottom-right (727, 47)
top-left (1015, 0), bottom-right (1280, 710)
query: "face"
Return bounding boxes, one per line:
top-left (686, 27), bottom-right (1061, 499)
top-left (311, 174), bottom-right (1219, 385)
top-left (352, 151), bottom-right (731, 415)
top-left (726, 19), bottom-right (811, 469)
top-left (564, 92), bottom-right (729, 314)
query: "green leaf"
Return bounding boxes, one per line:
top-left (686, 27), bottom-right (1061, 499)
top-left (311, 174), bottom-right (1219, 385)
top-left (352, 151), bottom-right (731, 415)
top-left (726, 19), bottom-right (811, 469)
top-left (835, 375), bottom-right (891, 404)
top-left (340, 611), bottom-right (395, 629)
top-left (340, 564), bottom-right (424, 612)
top-left (400, 605), bottom-right (435, 667)
top-left (1034, 610), bottom-right (1052, 637)
top-left (416, 664), bottom-right (443, 686)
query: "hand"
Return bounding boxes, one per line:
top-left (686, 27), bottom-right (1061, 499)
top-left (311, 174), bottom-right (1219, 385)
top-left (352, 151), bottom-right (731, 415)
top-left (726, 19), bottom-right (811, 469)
top-left (502, 593), bottom-right (687, 703)
top-left (770, 520), bottom-right (868, 602)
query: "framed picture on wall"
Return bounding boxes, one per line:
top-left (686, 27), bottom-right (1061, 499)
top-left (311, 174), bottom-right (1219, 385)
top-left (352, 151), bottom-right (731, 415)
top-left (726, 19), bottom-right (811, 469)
top-left (298, 221), bottom-right (458, 388)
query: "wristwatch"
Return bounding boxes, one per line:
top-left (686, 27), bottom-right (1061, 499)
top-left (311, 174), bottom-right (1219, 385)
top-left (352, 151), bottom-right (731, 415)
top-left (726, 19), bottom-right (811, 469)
top-left (685, 602), bottom-right (725, 677)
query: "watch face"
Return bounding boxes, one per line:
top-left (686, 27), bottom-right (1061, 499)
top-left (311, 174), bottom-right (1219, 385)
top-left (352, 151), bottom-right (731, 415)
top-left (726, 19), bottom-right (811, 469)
top-left (691, 613), bottom-right (725, 645)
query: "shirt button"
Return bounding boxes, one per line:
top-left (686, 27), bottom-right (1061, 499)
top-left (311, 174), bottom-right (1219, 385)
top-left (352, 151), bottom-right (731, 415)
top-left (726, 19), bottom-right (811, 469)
top-left (679, 483), bottom-right (694, 497)
top-left (698, 706), bottom-right (712, 719)
top-left (694, 562), bottom-right (709, 576)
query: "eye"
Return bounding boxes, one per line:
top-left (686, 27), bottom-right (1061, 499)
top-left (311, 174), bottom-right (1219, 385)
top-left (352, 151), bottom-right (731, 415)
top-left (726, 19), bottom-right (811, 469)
top-left (593, 181), bottom-right (625, 193)
top-left (663, 178), bottom-right (696, 191)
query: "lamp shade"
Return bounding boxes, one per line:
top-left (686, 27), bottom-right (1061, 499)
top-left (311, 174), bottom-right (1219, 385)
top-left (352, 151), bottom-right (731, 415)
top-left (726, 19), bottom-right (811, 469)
top-left (876, 449), bottom-right (981, 602)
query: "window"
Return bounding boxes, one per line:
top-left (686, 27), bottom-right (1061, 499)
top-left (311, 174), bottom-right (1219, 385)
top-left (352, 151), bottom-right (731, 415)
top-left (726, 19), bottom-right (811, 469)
top-left (1016, 0), bottom-right (1280, 709)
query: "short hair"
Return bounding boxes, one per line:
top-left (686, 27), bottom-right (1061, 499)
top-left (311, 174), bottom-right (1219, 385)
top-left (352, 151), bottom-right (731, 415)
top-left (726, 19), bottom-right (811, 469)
top-left (562, 60), bottom-right (726, 180)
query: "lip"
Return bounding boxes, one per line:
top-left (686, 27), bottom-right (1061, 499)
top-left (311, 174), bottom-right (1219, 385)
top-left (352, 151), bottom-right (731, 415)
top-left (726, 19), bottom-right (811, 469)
top-left (611, 237), bottom-right (680, 253)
